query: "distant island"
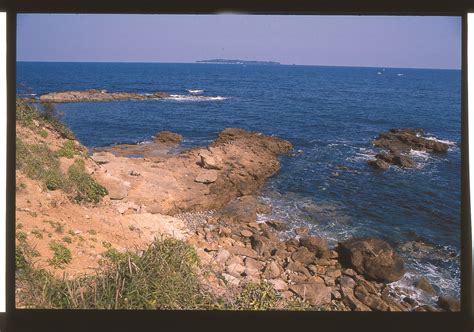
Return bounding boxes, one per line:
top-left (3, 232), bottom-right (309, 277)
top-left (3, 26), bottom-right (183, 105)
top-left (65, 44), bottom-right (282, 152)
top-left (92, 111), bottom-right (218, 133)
top-left (196, 59), bottom-right (280, 65)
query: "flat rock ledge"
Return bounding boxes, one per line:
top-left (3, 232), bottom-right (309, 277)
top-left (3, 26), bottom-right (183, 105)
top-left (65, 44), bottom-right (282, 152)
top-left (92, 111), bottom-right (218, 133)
top-left (92, 128), bottom-right (293, 215)
top-left (39, 89), bottom-right (170, 103)
top-left (368, 128), bottom-right (449, 170)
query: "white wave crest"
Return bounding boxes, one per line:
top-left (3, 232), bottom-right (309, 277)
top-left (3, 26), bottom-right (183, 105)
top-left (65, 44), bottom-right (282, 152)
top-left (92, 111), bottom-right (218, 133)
top-left (165, 94), bottom-right (228, 102)
top-left (186, 89), bottom-right (204, 94)
top-left (424, 136), bottom-right (457, 146)
top-left (409, 149), bottom-right (430, 161)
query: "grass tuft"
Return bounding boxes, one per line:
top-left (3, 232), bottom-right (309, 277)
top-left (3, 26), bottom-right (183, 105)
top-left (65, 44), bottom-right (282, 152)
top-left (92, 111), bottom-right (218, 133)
top-left (56, 140), bottom-right (78, 158)
top-left (47, 241), bottom-right (72, 269)
top-left (67, 159), bottom-right (108, 203)
top-left (16, 238), bottom-right (220, 309)
top-left (16, 138), bottom-right (64, 191)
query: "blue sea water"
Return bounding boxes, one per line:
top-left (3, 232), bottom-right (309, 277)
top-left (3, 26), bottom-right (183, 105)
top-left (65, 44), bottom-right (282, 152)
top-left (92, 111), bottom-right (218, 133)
top-left (17, 62), bottom-right (461, 301)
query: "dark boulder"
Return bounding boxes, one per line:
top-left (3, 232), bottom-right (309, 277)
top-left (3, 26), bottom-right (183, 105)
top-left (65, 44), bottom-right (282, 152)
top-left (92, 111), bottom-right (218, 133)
top-left (415, 277), bottom-right (437, 295)
top-left (368, 158), bottom-right (390, 170)
top-left (299, 236), bottom-right (329, 258)
top-left (437, 296), bottom-right (460, 312)
top-left (336, 238), bottom-right (406, 283)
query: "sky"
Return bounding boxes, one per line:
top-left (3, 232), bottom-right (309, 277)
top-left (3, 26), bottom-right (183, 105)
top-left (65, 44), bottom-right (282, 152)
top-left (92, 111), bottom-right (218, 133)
top-left (16, 14), bottom-right (461, 69)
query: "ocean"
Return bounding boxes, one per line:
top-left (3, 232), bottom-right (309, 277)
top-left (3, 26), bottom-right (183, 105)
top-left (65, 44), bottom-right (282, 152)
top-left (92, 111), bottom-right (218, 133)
top-left (16, 61), bottom-right (461, 302)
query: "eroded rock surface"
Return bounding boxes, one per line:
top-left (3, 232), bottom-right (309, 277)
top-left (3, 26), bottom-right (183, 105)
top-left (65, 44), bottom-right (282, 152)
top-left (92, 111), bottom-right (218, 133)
top-left (93, 128), bottom-right (293, 215)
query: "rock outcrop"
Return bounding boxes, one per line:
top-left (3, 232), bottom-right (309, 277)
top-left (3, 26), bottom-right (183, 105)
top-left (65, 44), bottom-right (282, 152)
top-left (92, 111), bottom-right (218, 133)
top-left (92, 128), bottom-right (293, 215)
top-left (368, 128), bottom-right (449, 170)
top-left (336, 238), bottom-right (406, 283)
top-left (39, 89), bottom-right (170, 103)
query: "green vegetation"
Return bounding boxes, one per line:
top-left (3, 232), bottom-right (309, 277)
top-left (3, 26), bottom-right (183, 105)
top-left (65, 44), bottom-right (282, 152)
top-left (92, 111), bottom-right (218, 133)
top-left (16, 99), bottom-right (39, 127)
top-left (31, 229), bottom-right (43, 239)
top-left (234, 282), bottom-right (278, 310)
top-left (62, 236), bottom-right (72, 244)
top-left (44, 220), bottom-right (64, 234)
top-left (87, 229), bottom-right (97, 235)
top-left (16, 100), bottom-right (107, 204)
top-left (16, 231), bottom-right (27, 242)
top-left (39, 130), bottom-right (48, 138)
top-left (56, 140), bottom-right (77, 158)
top-left (47, 241), bottom-right (72, 269)
top-left (16, 138), bottom-right (64, 191)
top-left (67, 159), bottom-right (107, 203)
top-left (16, 99), bottom-right (75, 140)
top-left (16, 238), bottom-right (220, 309)
top-left (38, 102), bottom-right (75, 140)
top-left (16, 182), bottom-right (27, 191)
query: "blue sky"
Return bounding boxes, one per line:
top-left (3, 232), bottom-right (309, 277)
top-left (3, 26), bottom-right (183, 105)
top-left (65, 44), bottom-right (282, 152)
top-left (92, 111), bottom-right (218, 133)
top-left (17, 14), bottom-right (461, 69)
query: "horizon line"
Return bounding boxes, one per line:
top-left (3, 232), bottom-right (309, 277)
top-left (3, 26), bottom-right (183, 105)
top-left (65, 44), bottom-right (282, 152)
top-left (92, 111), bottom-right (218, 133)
top-left (15, 60), bottom-right (461, 71)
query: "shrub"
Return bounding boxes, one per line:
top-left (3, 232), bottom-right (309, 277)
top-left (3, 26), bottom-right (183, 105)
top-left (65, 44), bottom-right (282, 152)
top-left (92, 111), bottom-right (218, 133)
top-left (16, 238), bottom-right (219, 309)
top-left (16, 138), bottom-right (64, 191)
top-left (67, 159), bottom-right (107, 203)
top-left (16, 99), bottom-right (39, 127)
top-left (38, 102), bottom-right (75, 140)
top-left (234, 282), bottom-right (278, 310)
top-left (39, 130), bottom-right (48, 138)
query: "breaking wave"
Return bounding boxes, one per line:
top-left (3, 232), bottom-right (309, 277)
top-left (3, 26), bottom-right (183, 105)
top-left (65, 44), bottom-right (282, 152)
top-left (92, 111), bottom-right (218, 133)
top-left (164, 94), bottom-right (228, 102)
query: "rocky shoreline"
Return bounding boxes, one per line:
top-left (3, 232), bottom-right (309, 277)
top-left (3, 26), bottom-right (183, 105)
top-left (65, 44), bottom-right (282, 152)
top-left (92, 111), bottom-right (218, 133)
top-left (88, 128), bottom-right (458, 311)
top-left (15, 111), bottom-right (460, 311)
top-left (39, 89), bottom-right (170, 103)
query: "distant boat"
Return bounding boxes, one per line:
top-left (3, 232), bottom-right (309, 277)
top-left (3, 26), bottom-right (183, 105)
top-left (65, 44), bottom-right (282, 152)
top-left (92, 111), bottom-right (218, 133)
top-left (377, 72), bottom-right (382, 75)
top-left (397, 73), bottom-right (404, 76)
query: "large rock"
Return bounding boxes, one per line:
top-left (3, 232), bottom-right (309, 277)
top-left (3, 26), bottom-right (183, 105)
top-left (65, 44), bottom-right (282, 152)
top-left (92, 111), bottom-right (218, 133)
top-left (415, 277), bottom-right (437, 295)
top-left (437, 296), bottom-right (460, 312)
top-left (299, 236), bottom-right (329, 258)
top-left (95, 174), bottom-right (129, 200)
top-left (368, 128), bottom-right (449, 170)
top-left (336, 238), bottom-right (406, 283)
top-left (216, 196), bottom-right (258, 224)
top-left (154, 131), bottom-right (183, 144)
top-left (289, 282), bottom-right (332, 305)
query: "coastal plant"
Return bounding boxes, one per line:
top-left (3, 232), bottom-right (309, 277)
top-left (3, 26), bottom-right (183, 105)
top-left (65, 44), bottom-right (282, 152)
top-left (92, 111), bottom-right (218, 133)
top-left (66, 159), bottom-right (108, 203)
top-left (16, 99), bottom-right (39, 127)
top-left (16, 138), bottom-right (64, 191)
top-left (16, 238), bottom-right (220, 309)
top-left (43, 220), bottom-right (64, 234)
top-left (39, 130), bottom-right (48, 138)
top-left (62, 236), bottom-right (72, 244)
top-left (47, 241), bottom-right (72, 269)
top-left (31, 229), bottom-right (43, 239)
top-left (234, 282), bottom-right (278, 310)
top-left (56, 140), bottom-right (77, 158)
top-left (38, 102), bottom-right (75, 140)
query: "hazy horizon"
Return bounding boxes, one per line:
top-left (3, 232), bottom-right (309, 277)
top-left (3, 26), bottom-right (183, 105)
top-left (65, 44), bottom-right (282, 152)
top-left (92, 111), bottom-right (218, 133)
top-left (17, 14), bottom-right (461, 69)
top-left (15, 59), bottom-right (461, 71)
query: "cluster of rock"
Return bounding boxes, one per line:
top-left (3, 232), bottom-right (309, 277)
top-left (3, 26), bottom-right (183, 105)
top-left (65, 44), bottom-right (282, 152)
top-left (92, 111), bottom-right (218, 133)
top-left (185, 195), bottom-right (457, 311)
top-left (39, 89), bottom-right (170, 103)
top-left (368, 128), bottom-right (449, 170)
top-left (89, 127), bottom-right (459, 311)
